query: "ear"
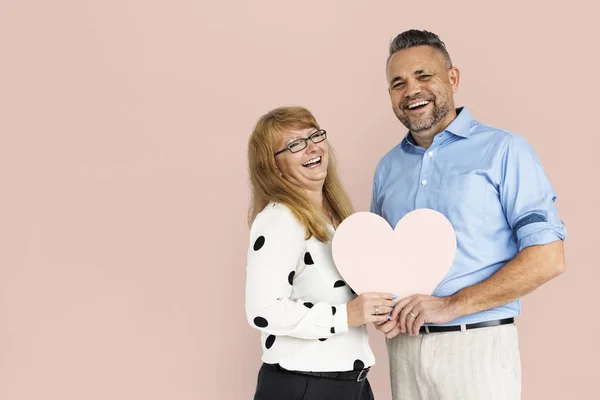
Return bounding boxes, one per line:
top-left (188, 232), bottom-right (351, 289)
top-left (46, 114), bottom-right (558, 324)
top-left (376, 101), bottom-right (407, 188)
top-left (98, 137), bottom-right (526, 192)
top-left (385, 63), bottom-right (393, 97)
top-left (448, 67), bottom-right (460, 93)
top-left (274, 159), bottom-right (283, 176)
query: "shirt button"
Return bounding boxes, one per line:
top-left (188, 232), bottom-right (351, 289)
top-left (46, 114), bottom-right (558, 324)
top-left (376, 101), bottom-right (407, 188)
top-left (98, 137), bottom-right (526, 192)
top-left (428, 151), bottom-right (433, 157)
top-left (421, 180), bottom-right (427, 185)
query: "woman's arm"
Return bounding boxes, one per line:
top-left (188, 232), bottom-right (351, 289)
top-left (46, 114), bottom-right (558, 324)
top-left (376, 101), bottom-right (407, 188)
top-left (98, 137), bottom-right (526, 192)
top-left (245, 205), bottom-right (349, 340)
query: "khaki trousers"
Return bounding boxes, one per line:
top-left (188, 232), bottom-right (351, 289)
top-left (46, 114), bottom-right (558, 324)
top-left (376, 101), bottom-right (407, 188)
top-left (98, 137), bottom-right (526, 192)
top-left (386, 324), bottom-right (521, 400)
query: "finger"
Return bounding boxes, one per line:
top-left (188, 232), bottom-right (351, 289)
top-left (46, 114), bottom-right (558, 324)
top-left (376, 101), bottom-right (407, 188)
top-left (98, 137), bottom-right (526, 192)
top-left (367, 301), bottom-right (395, 319)
top-left (398, 304), bottom-right (414, 333)
top-left (405, 309), bottom-right (416, 335)
top-left (394, 296), bottom-right (412, 310)
top-left (390, 303), bottom-right (403, 320)
top-left (390, 296), bottom-right (412, 321)
top-left (374, 322), bottom-right (386, 331)
top-left (370, 314), bottom-right (392, 324)
top-left (379, 299), bottom-right (396, 308)
top-left (412, 314), bottom-right (426, 336)
top-left (399, 299), bottom-right (419, 333)
top-left (385, 324), bottom-right (401, 339)
top-left (406, 308), bottom-right (420, 336)
top-left (376, 319), bottom-right (397, 333)
top-left (366, 302), bottom-right (387, 317)
top-left (377, 305), bottom-right (394, 315)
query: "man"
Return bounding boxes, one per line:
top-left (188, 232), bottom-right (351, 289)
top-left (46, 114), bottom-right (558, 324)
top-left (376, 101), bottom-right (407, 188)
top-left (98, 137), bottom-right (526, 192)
top-left (371, 30), bottom-right (566, 400)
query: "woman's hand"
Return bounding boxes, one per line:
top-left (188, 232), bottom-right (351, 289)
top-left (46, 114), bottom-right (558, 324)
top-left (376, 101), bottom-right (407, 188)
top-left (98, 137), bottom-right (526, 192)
top-left (347, 292), bottom-right (396, 327)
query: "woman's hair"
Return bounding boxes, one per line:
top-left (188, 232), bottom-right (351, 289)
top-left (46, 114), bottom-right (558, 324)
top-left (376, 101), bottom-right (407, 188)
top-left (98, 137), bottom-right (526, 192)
top-left (247, 106), bottom-right (354, 242)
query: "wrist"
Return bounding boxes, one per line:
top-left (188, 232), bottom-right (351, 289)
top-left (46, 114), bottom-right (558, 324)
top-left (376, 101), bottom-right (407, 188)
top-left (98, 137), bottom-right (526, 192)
top-left (345, 303), bottom-right (355, 328)
top-left (445, 293), bottom-right (465, 319)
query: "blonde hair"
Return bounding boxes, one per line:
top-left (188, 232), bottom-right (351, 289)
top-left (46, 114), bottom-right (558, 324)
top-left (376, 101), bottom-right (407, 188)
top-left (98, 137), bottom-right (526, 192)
top-left (247, 106), bottom-right (354, 242)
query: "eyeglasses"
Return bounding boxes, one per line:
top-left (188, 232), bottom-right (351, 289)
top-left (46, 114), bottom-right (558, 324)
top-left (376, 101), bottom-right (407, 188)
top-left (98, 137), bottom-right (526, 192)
top-left (274, 129), bottom-right (327, 156)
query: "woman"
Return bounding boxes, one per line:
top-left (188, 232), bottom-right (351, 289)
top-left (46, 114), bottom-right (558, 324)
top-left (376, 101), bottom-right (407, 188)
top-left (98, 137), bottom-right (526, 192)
top-left (246, 106), bottom-right (396, 399)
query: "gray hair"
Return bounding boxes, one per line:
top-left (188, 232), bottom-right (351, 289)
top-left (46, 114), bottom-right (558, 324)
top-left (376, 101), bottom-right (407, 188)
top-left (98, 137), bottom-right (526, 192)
top-left (387, 29), bottom-right (453, 69)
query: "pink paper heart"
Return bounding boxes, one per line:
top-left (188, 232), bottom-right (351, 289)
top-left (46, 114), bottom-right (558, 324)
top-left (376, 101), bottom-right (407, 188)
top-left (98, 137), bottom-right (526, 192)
top-left (331, 209), bottom-right (456, 298)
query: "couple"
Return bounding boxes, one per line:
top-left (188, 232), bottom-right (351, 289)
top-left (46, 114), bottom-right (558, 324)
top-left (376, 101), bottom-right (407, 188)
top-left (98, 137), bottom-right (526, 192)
top-left (245, 30), bottom-right (566, 400)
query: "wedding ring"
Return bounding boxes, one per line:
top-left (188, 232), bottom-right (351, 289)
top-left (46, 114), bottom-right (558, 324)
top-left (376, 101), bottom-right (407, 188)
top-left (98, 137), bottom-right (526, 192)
top-left (374, 306), bottom-right (380, 315)
top-left (409, 311), bottom-right (418, 319)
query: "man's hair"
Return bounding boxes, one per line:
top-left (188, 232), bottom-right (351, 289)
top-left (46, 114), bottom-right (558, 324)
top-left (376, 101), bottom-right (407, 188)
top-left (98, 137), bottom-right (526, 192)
top-left (387, 29), bottom-right (452, 69)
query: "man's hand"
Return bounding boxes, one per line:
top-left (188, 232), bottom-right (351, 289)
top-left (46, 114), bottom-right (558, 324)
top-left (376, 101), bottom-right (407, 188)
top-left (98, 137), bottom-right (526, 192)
top-left (391, 294), bottom-right (460, 336)
top-left (376, 241), bottom-right (566, 338)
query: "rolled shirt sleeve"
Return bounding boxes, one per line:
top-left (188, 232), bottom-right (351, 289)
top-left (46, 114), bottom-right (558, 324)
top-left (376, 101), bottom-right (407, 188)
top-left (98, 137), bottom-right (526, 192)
top-left (499, 136), bottom-right (566, 251)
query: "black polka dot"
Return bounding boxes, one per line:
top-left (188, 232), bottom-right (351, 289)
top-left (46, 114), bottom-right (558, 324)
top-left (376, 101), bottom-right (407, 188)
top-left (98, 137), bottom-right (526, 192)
top-left (353, 360), bottom-right (365, 371)
top-left (330, 327), bottom-right (335, 334)
top-left (334, 280), bottom-right (346, 288)
top-left (331, 306), bottom-right (337, 316)
top-left (304, 252), bottom-right (314, 265)
top-left (265, 335), bottom-right (276, 349)
top-left (304, 302), bottom-right (314, 308)
top-left (319, 338), bottom-right (327, 342)
top-left (253, 236), bottom-right (265, 251)
top-left (254, 317), bottom-right (268, 328)
top-left (288, 271), bottom-right (295, 285)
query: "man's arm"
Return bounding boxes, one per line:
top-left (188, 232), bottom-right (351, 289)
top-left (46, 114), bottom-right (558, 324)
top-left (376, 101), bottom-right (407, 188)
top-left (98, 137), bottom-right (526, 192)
top-left (449, 239), bottom-right (565, 316)
top-left (388, 239), bottom-right (565, 337)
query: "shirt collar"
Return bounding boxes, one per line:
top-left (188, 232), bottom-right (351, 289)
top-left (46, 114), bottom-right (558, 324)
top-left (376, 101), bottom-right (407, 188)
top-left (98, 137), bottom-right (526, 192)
top-left (401, 106), bottom-right (472, 148)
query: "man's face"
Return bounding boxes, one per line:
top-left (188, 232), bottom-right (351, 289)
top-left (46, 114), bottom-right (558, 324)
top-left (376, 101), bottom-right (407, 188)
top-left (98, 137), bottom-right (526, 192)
top-left (386, 46), bottom-right (459, 136)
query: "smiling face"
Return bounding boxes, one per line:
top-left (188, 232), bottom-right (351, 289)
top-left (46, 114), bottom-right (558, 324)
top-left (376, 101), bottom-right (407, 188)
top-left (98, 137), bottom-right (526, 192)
top-left (387, 45), bottom-right (460, 140)
top-left (274, 127), bottom-right (329, 192)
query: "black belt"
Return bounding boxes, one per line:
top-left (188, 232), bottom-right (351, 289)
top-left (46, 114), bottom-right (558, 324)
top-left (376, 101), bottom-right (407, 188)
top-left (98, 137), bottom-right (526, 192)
top-left (263, 363), bottom-right (370, 382)
top-left (419, 317), bottom-right (515, 334)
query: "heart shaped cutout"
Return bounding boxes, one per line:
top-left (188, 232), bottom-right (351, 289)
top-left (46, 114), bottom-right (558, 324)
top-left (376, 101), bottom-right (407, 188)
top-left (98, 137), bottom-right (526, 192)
top-left (332, 209), bottom-right (456, 298)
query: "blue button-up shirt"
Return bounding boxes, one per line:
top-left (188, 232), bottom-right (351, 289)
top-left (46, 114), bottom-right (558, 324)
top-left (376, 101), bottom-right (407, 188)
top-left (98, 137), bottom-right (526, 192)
top-left (370, 107), bottom-right (566, 326)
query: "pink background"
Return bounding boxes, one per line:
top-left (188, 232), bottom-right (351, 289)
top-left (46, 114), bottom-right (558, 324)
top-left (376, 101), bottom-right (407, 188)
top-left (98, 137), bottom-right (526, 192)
top-left (0, 1), bottom-right (597, 399)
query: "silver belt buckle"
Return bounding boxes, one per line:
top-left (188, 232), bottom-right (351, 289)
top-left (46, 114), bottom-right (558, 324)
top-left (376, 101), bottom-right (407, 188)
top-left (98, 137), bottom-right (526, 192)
top-left (357, 368), bottom-right (369, 382)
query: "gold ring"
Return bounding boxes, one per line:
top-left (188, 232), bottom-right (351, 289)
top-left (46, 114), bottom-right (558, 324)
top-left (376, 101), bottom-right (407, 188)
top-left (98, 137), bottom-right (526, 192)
top-left (409, 311), bottom-right (418, 319)
top-left (374, 306), bottom-right (380, 315)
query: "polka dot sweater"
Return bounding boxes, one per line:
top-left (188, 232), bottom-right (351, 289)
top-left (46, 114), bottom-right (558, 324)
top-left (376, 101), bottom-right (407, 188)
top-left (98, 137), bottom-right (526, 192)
top-left (245, 202), bottom-right (375, 373)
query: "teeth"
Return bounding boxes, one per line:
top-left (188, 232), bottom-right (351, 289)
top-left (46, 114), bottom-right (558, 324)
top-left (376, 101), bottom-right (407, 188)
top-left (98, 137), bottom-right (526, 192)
top-left (408, 100), bottom-right (430, 109)
top-left (303, 156), bottom-right (321, 166)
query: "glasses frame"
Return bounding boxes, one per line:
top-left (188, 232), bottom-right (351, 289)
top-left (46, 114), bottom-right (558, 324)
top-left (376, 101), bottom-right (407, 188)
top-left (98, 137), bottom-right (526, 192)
top-left (274, 129), bottom-right (327, 156)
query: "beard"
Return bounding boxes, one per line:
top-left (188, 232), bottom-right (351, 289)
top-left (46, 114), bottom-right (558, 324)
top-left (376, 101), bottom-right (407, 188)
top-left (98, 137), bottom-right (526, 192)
top-left (395, 94), bottom-right (452, 134)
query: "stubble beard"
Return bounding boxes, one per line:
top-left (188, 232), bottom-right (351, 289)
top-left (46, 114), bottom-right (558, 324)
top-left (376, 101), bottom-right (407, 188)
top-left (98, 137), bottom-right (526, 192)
top-left (395, 96), bottom-right (452, 134)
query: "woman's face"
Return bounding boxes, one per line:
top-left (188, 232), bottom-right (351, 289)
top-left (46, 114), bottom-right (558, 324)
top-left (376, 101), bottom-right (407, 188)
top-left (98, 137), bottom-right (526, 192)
top-left (274, 127), bottom-right (329, 192)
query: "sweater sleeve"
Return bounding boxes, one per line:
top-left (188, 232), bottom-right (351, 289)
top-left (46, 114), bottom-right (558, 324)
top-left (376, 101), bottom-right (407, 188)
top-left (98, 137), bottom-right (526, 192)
top-left (245, 204), bottom-right (349, 340)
